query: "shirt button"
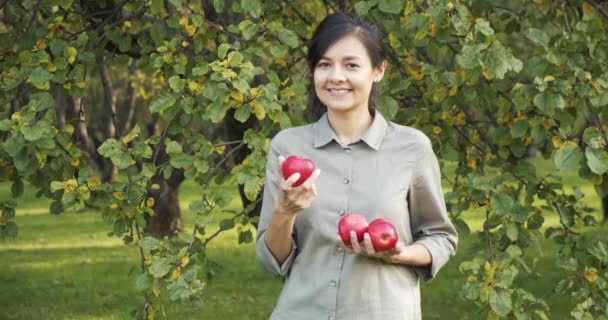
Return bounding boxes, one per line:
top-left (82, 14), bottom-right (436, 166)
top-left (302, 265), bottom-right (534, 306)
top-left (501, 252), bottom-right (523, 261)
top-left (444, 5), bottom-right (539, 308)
top-left (330, 280), bottom-right (337, 287)
top-left (339, 210), bottom-right (345, 216)
top-left (343, 178), bottom-right (350, 184)
top-left (328, 316), bottom-right (334, 320)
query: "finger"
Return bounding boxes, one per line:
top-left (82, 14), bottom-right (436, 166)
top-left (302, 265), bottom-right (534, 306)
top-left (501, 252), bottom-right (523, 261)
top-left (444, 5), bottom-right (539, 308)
top-left (312, 185), bottom-right (318, 197)
top-left (281, 172), bottom-right (301, 189)
top-left (278, 155), bottom-right (286, 166)
top-left (350, 231), bottom-right (362, 254)
top-left (302, 169), bottom-right (321, 188)
top-left (363, 233), bottom-right (376, 255)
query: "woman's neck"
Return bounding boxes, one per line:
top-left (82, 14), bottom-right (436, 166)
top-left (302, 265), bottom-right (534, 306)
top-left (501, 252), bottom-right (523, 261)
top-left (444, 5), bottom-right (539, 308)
top-left (327, 108), bottom-right (374, 146)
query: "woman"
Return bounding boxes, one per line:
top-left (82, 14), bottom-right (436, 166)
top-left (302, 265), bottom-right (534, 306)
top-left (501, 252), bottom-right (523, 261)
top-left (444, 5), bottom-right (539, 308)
top-left (256, 12), bottom-right (458, 320)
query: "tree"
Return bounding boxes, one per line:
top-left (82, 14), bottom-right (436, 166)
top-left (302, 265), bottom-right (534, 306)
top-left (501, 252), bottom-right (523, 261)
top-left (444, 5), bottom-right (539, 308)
top-left (1, 0), bottom-right (607, 319)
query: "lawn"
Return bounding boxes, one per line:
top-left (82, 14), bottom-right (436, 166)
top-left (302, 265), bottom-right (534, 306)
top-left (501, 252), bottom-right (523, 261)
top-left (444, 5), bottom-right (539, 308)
top-left (1, 160), bottom-right (606, 320)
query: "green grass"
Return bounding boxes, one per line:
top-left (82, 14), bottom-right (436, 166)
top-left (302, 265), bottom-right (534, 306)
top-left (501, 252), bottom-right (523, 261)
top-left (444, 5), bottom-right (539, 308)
top-left (1, 163), bottom-right (606, 319)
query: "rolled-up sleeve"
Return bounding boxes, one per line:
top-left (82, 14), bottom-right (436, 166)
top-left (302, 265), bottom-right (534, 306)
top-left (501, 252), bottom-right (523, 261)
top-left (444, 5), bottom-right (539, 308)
top-left (408, 137), bottom-right (458, 281)
top-left (256, 136), bottom-right (297, 276)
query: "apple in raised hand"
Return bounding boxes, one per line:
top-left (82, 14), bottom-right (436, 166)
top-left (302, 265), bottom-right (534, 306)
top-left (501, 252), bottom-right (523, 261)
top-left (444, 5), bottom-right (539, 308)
top-left (368, 218), bottom-right (398, 251)
top-left (338, 214), bottom-right (369, 245)
top-left (281, 155), bottom-right (316, 187)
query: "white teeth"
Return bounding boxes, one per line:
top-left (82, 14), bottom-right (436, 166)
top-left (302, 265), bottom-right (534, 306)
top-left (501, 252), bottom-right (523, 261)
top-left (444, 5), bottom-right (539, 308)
top-left (328, 89), bottom-right (350, 95)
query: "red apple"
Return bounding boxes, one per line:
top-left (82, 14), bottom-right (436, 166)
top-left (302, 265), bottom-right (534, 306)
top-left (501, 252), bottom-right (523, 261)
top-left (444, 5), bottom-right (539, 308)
top-left (338, 214), bottom-right (369, 245)
top-left (368, 218), bottom-right (398, 251)
top-left (281, 155), bottom-right (316, 187)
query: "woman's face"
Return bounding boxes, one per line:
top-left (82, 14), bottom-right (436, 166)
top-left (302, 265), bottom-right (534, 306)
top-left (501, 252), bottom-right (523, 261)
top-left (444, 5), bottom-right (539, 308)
top-left (313, 34), bottom-right (385, 115)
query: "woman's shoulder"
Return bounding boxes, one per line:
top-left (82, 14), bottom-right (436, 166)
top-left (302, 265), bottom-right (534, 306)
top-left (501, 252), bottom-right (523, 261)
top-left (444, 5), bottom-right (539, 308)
top-left (270, 123), bottom-right (316, 147)
top-left (386, 121), bottom-right (432, 147)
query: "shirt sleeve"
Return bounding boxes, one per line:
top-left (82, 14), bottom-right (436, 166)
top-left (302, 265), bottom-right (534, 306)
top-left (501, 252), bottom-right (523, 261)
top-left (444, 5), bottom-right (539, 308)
top-left (256, 136), bottom-right (297, 277)
top-left (408, 136), bottom-right (458, 282)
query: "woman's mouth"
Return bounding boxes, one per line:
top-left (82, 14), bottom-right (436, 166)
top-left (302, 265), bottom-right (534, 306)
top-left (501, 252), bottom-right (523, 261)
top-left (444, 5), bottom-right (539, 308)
top-left (327, 89), bottom-right (352, 97)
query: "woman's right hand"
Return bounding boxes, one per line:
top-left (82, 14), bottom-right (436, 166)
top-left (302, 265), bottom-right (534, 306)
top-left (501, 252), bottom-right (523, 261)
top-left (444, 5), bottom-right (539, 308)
top-left (275, 155), bottom-right (321, 216)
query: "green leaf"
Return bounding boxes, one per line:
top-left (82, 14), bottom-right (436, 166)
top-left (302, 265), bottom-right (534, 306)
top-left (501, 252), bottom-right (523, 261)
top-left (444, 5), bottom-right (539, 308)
top-left (50, 200), bottom-right (63, 215)
top-left (169, 76), bottom-right (185, 93)
top-left (583, 127), bottom-right (605, 148)
top-left (590, 92), bottom-right (608, 108)
top-left (496, 266), bottom-right (518, 289)
top-left (166, 141), bottom-right (182, 155)
top-left (170, 154), bottom-right (194, 169)
top-left (378, 0), bottom-right (403, 14)
top-left (238, 229), bottom-right (253, 244)
top-left (218, 43), bottom-right (230, 59)
top-left (150, 0), bottom-right (164, 15)
top-left (97, 139), bottom-right (121, 157)
top-left (0, 119), bottom-right (12, 131)
top-left (506, 245), bottom-right (522, 258)
top-left (475, 19), bottom-right (494, 36)
top-left (378, 96), bottom-right (399, 121)
top-left (140, 236), bottom-right (161, 251)
top-left (489, 288), bottom-right (512, 317)
top-left (278, 29), bottom-right (299, 48)
top-left (526, 214), bottom-right (544, 230)
top-left (505, 222), bottom-right (518, 241)
top-left (239, 20), bottom-right (259, 40)
top-left (11, 178), bottom-right (24, 198)
top-left (491, 193), bottom-right (513, 215)
top-left (122, 125), bottom-right (140, 144)
top-left (510, 120), bottom-right (528, 138)
top-left (456, 45), bottom-right (482, 69)
top-left (354, 1), bottom-right (374, 15)
top-left (219, 219), bottom-right (235, 230)
top-left (241, 0), bottom-right (263, 18)
top-left (30, 67), bottom-right (53, 88)
top-left (525, 28), bottom-right (550, 47)
top-left (213, 0), bottom-right (224, 13)
top-left (585, 148), bottom-right (608, 175)
top-left (168, 0), bottom-right (182, 9)
top-left (149, 95), bottom-right (177, 113)
top-left (50, 181), bottom-right (65, 192)
top-left (234, 105), bottom-right (251, 123)
top-left (533, 91), bottom-right (565, 114)
top-left (149, 257), bottom-right (172, 278)
top-left (111, 153), bottom-right (132, 169)
top-left (553, 141), bottom-right (583, 171)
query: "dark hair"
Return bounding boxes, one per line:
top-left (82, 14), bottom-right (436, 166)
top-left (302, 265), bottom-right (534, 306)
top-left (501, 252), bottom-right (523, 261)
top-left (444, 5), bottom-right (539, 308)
top-left (307, 12), bottom-right (387, 120)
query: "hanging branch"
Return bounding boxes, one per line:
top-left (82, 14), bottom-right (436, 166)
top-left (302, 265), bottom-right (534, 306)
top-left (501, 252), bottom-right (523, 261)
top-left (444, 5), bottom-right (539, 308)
top-left (584, 0), bottom-right (608, 20)
top-left (560, 0), bottom-right (573, 37)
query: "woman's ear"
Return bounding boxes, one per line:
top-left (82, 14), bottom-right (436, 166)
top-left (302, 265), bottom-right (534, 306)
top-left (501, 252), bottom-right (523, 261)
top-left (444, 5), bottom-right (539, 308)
top-left (374, 60), bottom-right (388, 83)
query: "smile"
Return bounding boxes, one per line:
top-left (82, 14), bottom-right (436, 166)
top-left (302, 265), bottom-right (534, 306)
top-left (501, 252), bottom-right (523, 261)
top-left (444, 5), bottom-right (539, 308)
top-left (327, 89), bottom-right (352, 96)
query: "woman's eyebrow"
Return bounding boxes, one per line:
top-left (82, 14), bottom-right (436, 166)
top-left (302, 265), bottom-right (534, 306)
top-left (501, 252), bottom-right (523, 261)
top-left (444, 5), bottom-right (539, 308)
top-left (319, 55), bottom-right (362, 61)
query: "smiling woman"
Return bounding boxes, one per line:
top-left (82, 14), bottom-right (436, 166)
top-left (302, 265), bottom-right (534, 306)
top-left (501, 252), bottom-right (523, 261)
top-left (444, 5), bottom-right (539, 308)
top-left (256, 12), bottom-right (458, 320)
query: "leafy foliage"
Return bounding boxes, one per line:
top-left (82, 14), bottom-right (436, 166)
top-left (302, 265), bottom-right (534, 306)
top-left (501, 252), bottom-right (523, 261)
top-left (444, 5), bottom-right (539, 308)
top-left (1, 0), bottom-right (608, 319)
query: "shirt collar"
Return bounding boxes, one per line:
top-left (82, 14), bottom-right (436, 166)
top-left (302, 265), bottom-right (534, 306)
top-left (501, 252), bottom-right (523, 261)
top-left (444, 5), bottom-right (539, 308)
top-left (313, 110), bottom-right (388, 151)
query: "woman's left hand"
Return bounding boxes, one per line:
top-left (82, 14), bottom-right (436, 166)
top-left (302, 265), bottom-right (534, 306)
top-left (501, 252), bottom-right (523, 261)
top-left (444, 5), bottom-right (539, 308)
top-left (338, 231), bottom-right (405, 264)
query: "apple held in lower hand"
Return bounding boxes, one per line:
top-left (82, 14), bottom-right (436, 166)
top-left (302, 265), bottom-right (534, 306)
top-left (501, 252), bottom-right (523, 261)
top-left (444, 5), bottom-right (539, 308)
top-left (338, 214), bottom-right (369, 245)
top-left (281, 155), bottom-right (316, 186)
top-left (368, 218), bottom-right (398, 251)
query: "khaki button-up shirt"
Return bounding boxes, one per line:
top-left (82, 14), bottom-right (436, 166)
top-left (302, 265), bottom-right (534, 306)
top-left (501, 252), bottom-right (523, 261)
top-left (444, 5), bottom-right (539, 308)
top-left (256, 111), bottom-right (458, 320)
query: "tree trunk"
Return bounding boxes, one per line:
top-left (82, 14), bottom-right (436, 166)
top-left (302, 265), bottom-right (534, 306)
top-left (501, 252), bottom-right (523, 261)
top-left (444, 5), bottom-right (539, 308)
top-left (144, 120), bottom-right (185, 237)
top-left (145, 168), bottom-right (185, 238)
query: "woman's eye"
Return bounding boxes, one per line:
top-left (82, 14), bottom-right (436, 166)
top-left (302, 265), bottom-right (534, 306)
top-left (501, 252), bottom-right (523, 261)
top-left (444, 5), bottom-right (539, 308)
top-left (317, 62), bottom-right (330, 68)
top-left (346, 64), bottom-right (359, 69)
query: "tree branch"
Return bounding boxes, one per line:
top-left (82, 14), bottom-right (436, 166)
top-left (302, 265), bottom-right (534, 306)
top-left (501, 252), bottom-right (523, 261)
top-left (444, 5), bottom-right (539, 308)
top-left (560, 0), bottom-right (573, 37)
top-left (586, 99), bottom-right (608, 150)
top-left (584, 0), bottom-right (608, 20)
top-left (552, 202), bottom-right (580, 235)
top-left (484, 209), bottom-right (495, 260)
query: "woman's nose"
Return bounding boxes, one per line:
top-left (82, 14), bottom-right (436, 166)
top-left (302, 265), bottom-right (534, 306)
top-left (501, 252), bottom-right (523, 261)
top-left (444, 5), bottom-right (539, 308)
top-left (328, 66), bottom-right (346, 82)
